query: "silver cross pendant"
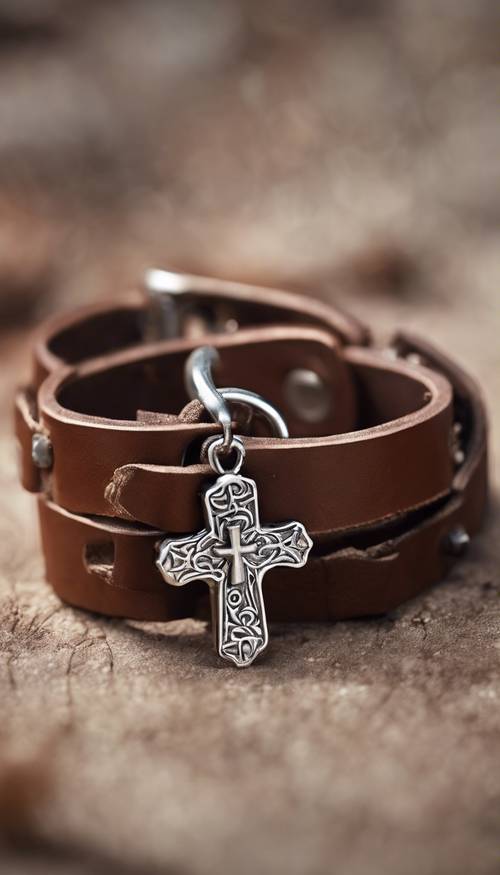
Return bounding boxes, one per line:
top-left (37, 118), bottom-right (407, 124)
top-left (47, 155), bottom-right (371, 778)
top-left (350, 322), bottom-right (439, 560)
top-left (156, 441), bottom-right (312, 667)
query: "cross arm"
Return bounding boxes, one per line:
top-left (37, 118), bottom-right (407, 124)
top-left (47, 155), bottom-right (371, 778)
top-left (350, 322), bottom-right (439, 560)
top-left (156, 527), bottom-right (226, 588)
top-left (251, 521), bottom-right (313, 573)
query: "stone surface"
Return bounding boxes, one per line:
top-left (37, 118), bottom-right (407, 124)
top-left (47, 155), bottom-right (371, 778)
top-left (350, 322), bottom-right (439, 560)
top-left (0, 2), bottom-right (499, 873)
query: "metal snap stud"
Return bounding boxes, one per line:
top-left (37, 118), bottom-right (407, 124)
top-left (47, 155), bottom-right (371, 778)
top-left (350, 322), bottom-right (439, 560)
top-left (284, 369), bottom-right (331, 424)
top-left (444, 525), bottom-right (470, 556)
top-left (32, 433), bottom-right (53, 469)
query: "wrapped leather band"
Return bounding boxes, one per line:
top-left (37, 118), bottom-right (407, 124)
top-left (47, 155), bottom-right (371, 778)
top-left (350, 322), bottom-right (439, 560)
top-left (15, 275), bottom-right (488, 623)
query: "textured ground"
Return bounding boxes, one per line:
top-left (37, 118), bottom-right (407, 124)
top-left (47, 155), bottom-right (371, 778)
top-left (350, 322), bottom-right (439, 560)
top-left (0, 2), bottom-right (499, 873)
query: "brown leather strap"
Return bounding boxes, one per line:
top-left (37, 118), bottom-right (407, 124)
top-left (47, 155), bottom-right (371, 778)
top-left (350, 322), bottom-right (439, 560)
top-left (15, 274), bottom-right (488, 622)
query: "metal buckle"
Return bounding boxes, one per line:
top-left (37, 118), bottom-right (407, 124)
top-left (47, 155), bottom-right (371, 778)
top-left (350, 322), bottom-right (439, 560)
top-left (144, 268), bottom-right (190, 339)
top-left (144, 268), bottom-right (239, 341)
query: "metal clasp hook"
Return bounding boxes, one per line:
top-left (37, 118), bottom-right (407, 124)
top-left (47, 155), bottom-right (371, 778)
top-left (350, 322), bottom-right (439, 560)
top-left (184, 346), bottom-right (289, 460)
top-left (185, 347), bottom-right (233, 450)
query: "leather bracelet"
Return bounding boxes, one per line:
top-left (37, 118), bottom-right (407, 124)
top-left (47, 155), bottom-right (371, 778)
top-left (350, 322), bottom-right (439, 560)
top-left (14, 269), bottom-right (488, 666)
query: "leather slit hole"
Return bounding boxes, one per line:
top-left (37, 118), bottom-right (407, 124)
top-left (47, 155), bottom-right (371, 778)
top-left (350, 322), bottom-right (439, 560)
top-left (83, 541), bottom-right (115, 583)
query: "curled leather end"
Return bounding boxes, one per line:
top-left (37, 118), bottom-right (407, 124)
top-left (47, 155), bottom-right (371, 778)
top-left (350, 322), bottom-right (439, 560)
top-left (104, 467), bottom-right (136, 520)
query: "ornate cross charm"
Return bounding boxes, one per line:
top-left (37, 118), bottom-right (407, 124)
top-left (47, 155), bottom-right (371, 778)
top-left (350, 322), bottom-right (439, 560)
top-left (156, 472), bottom-right (312, 667)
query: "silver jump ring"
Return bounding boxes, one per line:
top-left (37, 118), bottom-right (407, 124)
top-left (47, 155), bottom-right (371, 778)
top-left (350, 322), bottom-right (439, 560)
top-left (207, 435), bottom-right (246, 476)
top-left (219, 388), bottom-right (288, 439)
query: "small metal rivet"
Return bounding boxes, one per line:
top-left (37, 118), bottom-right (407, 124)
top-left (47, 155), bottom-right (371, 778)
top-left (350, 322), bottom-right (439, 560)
top-left (382, 346), bottom-right (399, 360)
top-left (406, 352), bottom-right (423, 366)
top-left (445, 525), bottom-right (470, 557)
top-left (224, 318), bottom-right (239, 333)
top-left (449, 421), bottom-right (465, 467)
top-left (32, 433), bottom-right (53, 469)
top-left (284, 369), bottom-right (331, 424)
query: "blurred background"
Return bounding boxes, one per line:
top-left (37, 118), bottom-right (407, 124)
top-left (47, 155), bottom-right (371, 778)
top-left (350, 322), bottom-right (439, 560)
top-left (0, 0), bottom-right (497, 313)
top-left (0, 2), bottom-right (499, 874)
